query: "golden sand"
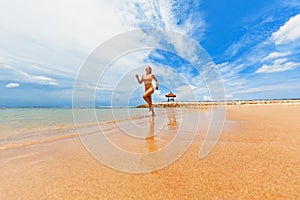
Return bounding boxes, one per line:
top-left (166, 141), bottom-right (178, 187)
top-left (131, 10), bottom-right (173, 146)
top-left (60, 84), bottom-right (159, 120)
top-left (0, 105), bottom-right (299, 199)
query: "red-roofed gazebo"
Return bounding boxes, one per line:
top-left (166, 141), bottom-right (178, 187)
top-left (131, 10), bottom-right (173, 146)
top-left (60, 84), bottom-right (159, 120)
top-left (165, 92), bottom-right (176, 102)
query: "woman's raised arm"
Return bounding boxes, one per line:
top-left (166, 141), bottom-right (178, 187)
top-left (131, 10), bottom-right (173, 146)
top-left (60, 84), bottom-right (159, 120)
top-left (135, 74), bottom-right (143, 84)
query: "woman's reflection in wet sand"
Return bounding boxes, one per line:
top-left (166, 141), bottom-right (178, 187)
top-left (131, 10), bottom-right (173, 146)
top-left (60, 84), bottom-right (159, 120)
top-left (146, 116), bottom-right (158, 152)
top-left (144, 116), bottom-right (159, 174)
top-left (144, 109), bottom-right (178, 174)
top-left (146, 109), bottom-right (178, 153)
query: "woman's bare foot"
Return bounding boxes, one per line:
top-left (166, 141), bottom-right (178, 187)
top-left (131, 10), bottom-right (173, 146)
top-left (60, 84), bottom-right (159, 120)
top-left (151, 105), bottom-right (155, 116)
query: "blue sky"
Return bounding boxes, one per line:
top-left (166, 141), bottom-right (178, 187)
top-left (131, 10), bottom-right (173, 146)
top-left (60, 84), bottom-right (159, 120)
top-left (1, 0), bottom-right (300, 106)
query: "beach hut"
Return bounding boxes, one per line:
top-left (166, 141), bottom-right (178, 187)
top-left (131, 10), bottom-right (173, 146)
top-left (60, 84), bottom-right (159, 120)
top-left (165, 92), bottom-right (176, 102)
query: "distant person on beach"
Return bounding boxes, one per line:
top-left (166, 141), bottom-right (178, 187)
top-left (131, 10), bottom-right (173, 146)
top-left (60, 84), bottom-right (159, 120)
top-left (135, 66), bottom-right (158, 116)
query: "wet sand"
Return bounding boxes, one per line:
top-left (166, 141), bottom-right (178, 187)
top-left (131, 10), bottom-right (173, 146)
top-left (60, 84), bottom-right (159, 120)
top-left (0, 105), bottom-right (299, 199)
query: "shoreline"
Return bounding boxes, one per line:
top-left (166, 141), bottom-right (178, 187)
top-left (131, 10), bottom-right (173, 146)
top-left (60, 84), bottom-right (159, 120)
top-left (137, 99), bottom-right (300, 108)
top-left (1, 101), bottom-right (299, 151)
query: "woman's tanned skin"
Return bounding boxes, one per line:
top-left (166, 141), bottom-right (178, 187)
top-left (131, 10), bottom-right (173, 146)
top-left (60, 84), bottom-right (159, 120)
top-left (135, 66), bottom-right (158, 116)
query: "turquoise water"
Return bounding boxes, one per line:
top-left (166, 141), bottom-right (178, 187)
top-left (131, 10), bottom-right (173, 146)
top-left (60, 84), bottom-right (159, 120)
top-left (0, 107), bottom-right (147, 141)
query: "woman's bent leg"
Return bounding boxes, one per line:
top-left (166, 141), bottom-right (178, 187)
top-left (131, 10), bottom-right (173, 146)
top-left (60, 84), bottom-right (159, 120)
top-left (143, 87), bottom-right (154, 115)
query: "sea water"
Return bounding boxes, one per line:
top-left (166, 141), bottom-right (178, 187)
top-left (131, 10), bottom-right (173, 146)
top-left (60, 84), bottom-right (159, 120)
top-left (0, 107), bottom-right (147, 146)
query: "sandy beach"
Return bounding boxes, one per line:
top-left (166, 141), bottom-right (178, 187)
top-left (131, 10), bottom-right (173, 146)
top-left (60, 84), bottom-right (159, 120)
top-left (0, 105), bottom-right (299, 199)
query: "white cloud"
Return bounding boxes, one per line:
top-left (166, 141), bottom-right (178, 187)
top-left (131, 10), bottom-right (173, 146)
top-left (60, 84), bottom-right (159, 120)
top-left (32, 76), bottom-right (54, 82)
top-left (174, 85), bottom-right (197, 101)
top-left (216, 62), bottom-right (245, 79)
top-left (153, 89), bottom-right (166, 101)
top-left (236, 83), bottom-right (296, 94)
top-left (272, 14), bottom-right (300, 45)
top-left (32, 76), bottom-right (58, 85)
top-left (0, 0), bottom-right (145, 90)
top-left (203, 95), bottom-right (212, 101)
top-left (5, 0), bottom-right (189, 57)
top-left (1, 64), bottom-right (58, 85)
top-left (154, 65), bottom-right (190, 89)
top-left (225, 94), bottom-right (233, 99)
top-left (261, 52), bottom-right (291, 62)
top-left (122, 0), bottom-right (206, 65)
top-left (124, 0), bottom-right (205, 37)
top-left (216, 62), bottom-right (230, 73)
top-left (5, 83), bottom-right (20, 88)
top-left (0, 0), bottom-right (132, 53)
top-left (155, 1), bottom-right (197, 36)
top-left (29, 65), bottom-right (51, 73)
top-left (256, 60), bottom-right (300, 73)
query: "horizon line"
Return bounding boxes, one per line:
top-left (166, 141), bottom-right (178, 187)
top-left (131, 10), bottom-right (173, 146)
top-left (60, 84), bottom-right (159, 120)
top-left (2, 97), bottom-right (300, 108)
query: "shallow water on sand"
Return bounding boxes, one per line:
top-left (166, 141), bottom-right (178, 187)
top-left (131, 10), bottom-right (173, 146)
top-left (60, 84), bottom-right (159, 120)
top-left (0, 107), bottom-right (221, 151)
top-left (0, 107), bottom-right (145, 140)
